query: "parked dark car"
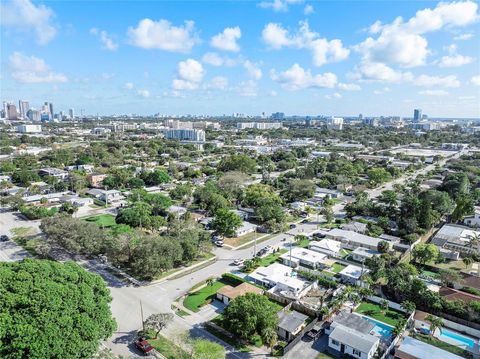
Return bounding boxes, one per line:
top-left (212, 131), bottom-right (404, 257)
top-left (305, 323), bottom-right (323, 341)
top-left (312, 232), bottom-right (326, 239)
top-left (0, 235), bottom-right (9, 242)
top-left (134, 338), bottom-right (154, 355)
top-left (289, 224), bottom-right (297, 229)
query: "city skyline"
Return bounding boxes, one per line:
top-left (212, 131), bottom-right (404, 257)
top-left (1, 0), bottom-right (480, 117)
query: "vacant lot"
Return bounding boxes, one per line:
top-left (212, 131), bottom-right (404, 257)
top-left (83, 214), bottom-right (131, 235)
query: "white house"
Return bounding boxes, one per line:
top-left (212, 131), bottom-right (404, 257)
top-left (234, 221), bottom-right (257, 237)
top-left (309, 238), bottom-right (342, 257)
top-left (280, 247), bottom-right (328, 270)
top-left (464, 207), bottom-right (480, 228)
top-left (351, 247), bottom-right (380, 263)
top-left (247, 263), bottom-right (311, 298)
top-left (327, 312), bottom-right (380, 359)
top-left (328, 325), bottom-right (379, 359)
top-left (338, 264), bottom-right (369, 285)
top-left (325, 229), bottom-right (384, 251)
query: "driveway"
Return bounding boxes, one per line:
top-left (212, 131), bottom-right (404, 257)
top-left (283, 334), bottom-right (329, 359)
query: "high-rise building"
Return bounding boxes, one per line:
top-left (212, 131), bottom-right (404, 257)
top-left (69, 108), bottom-right (74, 119)
top-left (165, 129), bottom-right (205, 142)
top-left (413, 109), bottom-right (422, 122)
top-left (18, 100), bottom-right (29, 118)
top-left (27, 109), bottom-right (41, 122)
top-left (271, 112), bottom-right (285, 120)
top-left (6, 103), bottom-right (18, 120)
top-left (326, 117), bottom-right (344, 130)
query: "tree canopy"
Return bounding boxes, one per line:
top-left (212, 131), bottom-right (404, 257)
top-left (0, 259), bottom-right (116, 359)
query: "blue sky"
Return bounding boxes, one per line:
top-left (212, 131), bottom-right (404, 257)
top-left (1, 0), bottom-right (479, 117)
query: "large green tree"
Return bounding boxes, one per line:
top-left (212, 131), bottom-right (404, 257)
top-left (0, 259), bottom-right (116, 359)
top-left (211, 209), bottom-right (243, 237)
top-left (223, 293), bottom-right (279, 345)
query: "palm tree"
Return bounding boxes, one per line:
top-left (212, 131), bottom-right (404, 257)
top-left (261, 326), bottom-right (278, 353)
top-left (463, 256), bottom-right (474, 270)
top-left (425, 314), bottom-right (443, 337)
top-left (380, 299), bottom-right (389, 314)
top-left (401, 300), bottom-right (416, 314)
top-left (467, 233), bottom-right (480, 276)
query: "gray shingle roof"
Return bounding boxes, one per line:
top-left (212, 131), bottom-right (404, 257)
top-left (278, 310), bottom-right (309, 333)
top-left (329, 325), bottom-right (379, 354)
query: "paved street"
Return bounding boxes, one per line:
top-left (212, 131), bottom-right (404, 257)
top-left (0, 150), bottom-right (467, 358)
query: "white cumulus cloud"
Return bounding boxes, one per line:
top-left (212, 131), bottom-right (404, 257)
top-left (206, 76), bottom-right (229, 90)
top-left (244, 60), bottom-right (262, 80)
top-left (351, 61), bottom-right (413, 83)
top-left (0, 0), bottom-right (56, 45)
top-left (271, 63), bottom-right (337, 90)
top-left (471, 75), bottom-right (480, 85)
top-left (258, 0), bottom-right (304, 12)
top-left (9, 52), bottom-right (67, 83)
top-left (262, 21), bottom-right (349, 66)
top-left (415, 74), bottom-right (460, 88)
top-left (90, 28), bottom-right (118, 51)
top-left (338, 83), bottom-right (361, 91)
top-left (172, 59), bottom-right (204, 90)
top-left (304, 4), bottom-right (314, 15)
top-left (127, 19), bottom-right (198, 52)
top-left (137, 89), bottom-right (150, 98)
top-left (419, 90), bottom-right (449, 96)
top-left (210, 27), bottom-right (241, 52)
top-left (354, 1), bottom-right (479, 68)
top-left (454, 33), bottom-right (473, 41)
top-left (201, 52), bottom-right (237, 67)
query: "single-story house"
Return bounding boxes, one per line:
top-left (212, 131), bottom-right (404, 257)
top-left (316, 188), bottom-right (341, 199)
top-left (280, 247), bottom-right (328, 270)
top-left (431, 224), bottom-right (480, 259)
top-left (86, 189), bottom-right (124, 203)
top-left (167, 205), bottom-right (188, 217)
top-left (325, 229), bottom-right (384, 251)
top-left (247, 263), bottom-right (311, 299)
top-left (309, 238), bottom-right (343, 257)
top-left (394, 336), bottom-right (464, 359)
top-left (216, 282), bottom-right (263, 305)
top-left (351, 247), bottom-right (380, 263)
top-left (38, 167), bottom-right (69, 180)
top-left (338, 265), bottom-right (369, 285)
top-left (234, 221), bottom-right (257, 237)
top-left (328, 323), bottom-right (379, 359)
top-left (22, 191), bottom-right (71, 205)
top-left (341, 221), bottom-right (367, 234)
top-left (464, 207), bottom-right (480, 228)
top-left (59, 195), bottom-right (93, 207)
top-left (439, 287), bottom-right (480, 304)
top-left (277, 310), bottom-right (309, 342)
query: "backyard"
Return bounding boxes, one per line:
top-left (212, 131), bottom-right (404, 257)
top-left (414, 333), bottom-right (472, 358)
top-left (355, 301), bottom-right (405, 326)
top-left (83, 214), bottom-right (131, 235)
top-left (258, 249), bottom-right (288, 267)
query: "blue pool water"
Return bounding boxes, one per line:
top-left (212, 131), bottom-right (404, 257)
top-left (439, 328), bottom-right (475, 349)
top-left (361, 316), bottom-right (394, 338)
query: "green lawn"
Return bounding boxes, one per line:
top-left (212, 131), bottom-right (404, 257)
top-left (295, 238), bottom-right (310, 248)
top-left (83, 214), bottom-right (131, 235)
top-left (330, 262), bottom-right (347, 273)
top-left (147, 335), bottom-right (190, 359)
top-left (339, 249), bottom-right (352, 258)
top-left (355, 301), bottom-right (405, 326)
top-left (204, 325), bottom-right (250, 352)
top-left (258, 249), bottom-right (288, 267)
top-left (415, 334), bottom-right (471, 358)
top-left (183, 279), bottom-right (228, 312)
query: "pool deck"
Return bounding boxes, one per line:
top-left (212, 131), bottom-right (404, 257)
top-left (435, 328), bottom-right (480, 355)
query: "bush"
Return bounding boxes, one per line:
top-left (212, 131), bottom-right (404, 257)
top-left (462, 287), bottom-right (480, 296)
top-left (20, 205), bottom-right (57, 220)
top-left (297, 270), bottom-right (338, 289)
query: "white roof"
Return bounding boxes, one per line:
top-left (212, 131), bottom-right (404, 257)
top-left (249, 263), bottom-right (307, 290)
top-left (329, 325), bottom-right (379, 354)
top-left (237, 221), bottom-right (257, 232)
top-left (280, 247), bottom-right (327, 264)
top-left (309, 238), bottom-right (342, 254)
top-left (397, 336), bottom-right (464, 359)
top-left (339, 264), bottom-right (368, 279)
top-left (327, 229), bottom-right (382, 247)
top-left (352, 247), bottom-right (379, 258)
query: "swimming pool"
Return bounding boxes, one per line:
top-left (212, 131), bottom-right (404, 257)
top-left (438, 328), bottom-right (476, 349)
top-left (361, 315), bottom-right (394, 338)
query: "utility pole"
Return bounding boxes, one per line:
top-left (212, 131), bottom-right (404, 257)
top-left (253, 227), bottom-right (257, 258)
top-left (140, 300), bottom-right (145, 332)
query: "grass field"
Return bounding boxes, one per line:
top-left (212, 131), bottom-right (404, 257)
top-left (258, 249), bottom-right (288, 267)
top-left (355, 301), bottom-right (405, 326)
top-left (316, 352), bottom-right (336, 359)
top-left (147, 335), bottom-right (190, 359)
top-left (330, 262), bottom-right (347, 273)
top-left (83, 214), bottom-right (131, 235)
top-left (223, 232), bottom-right (258, 247)
top-left (183, 279), bottom-right (228, 312)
